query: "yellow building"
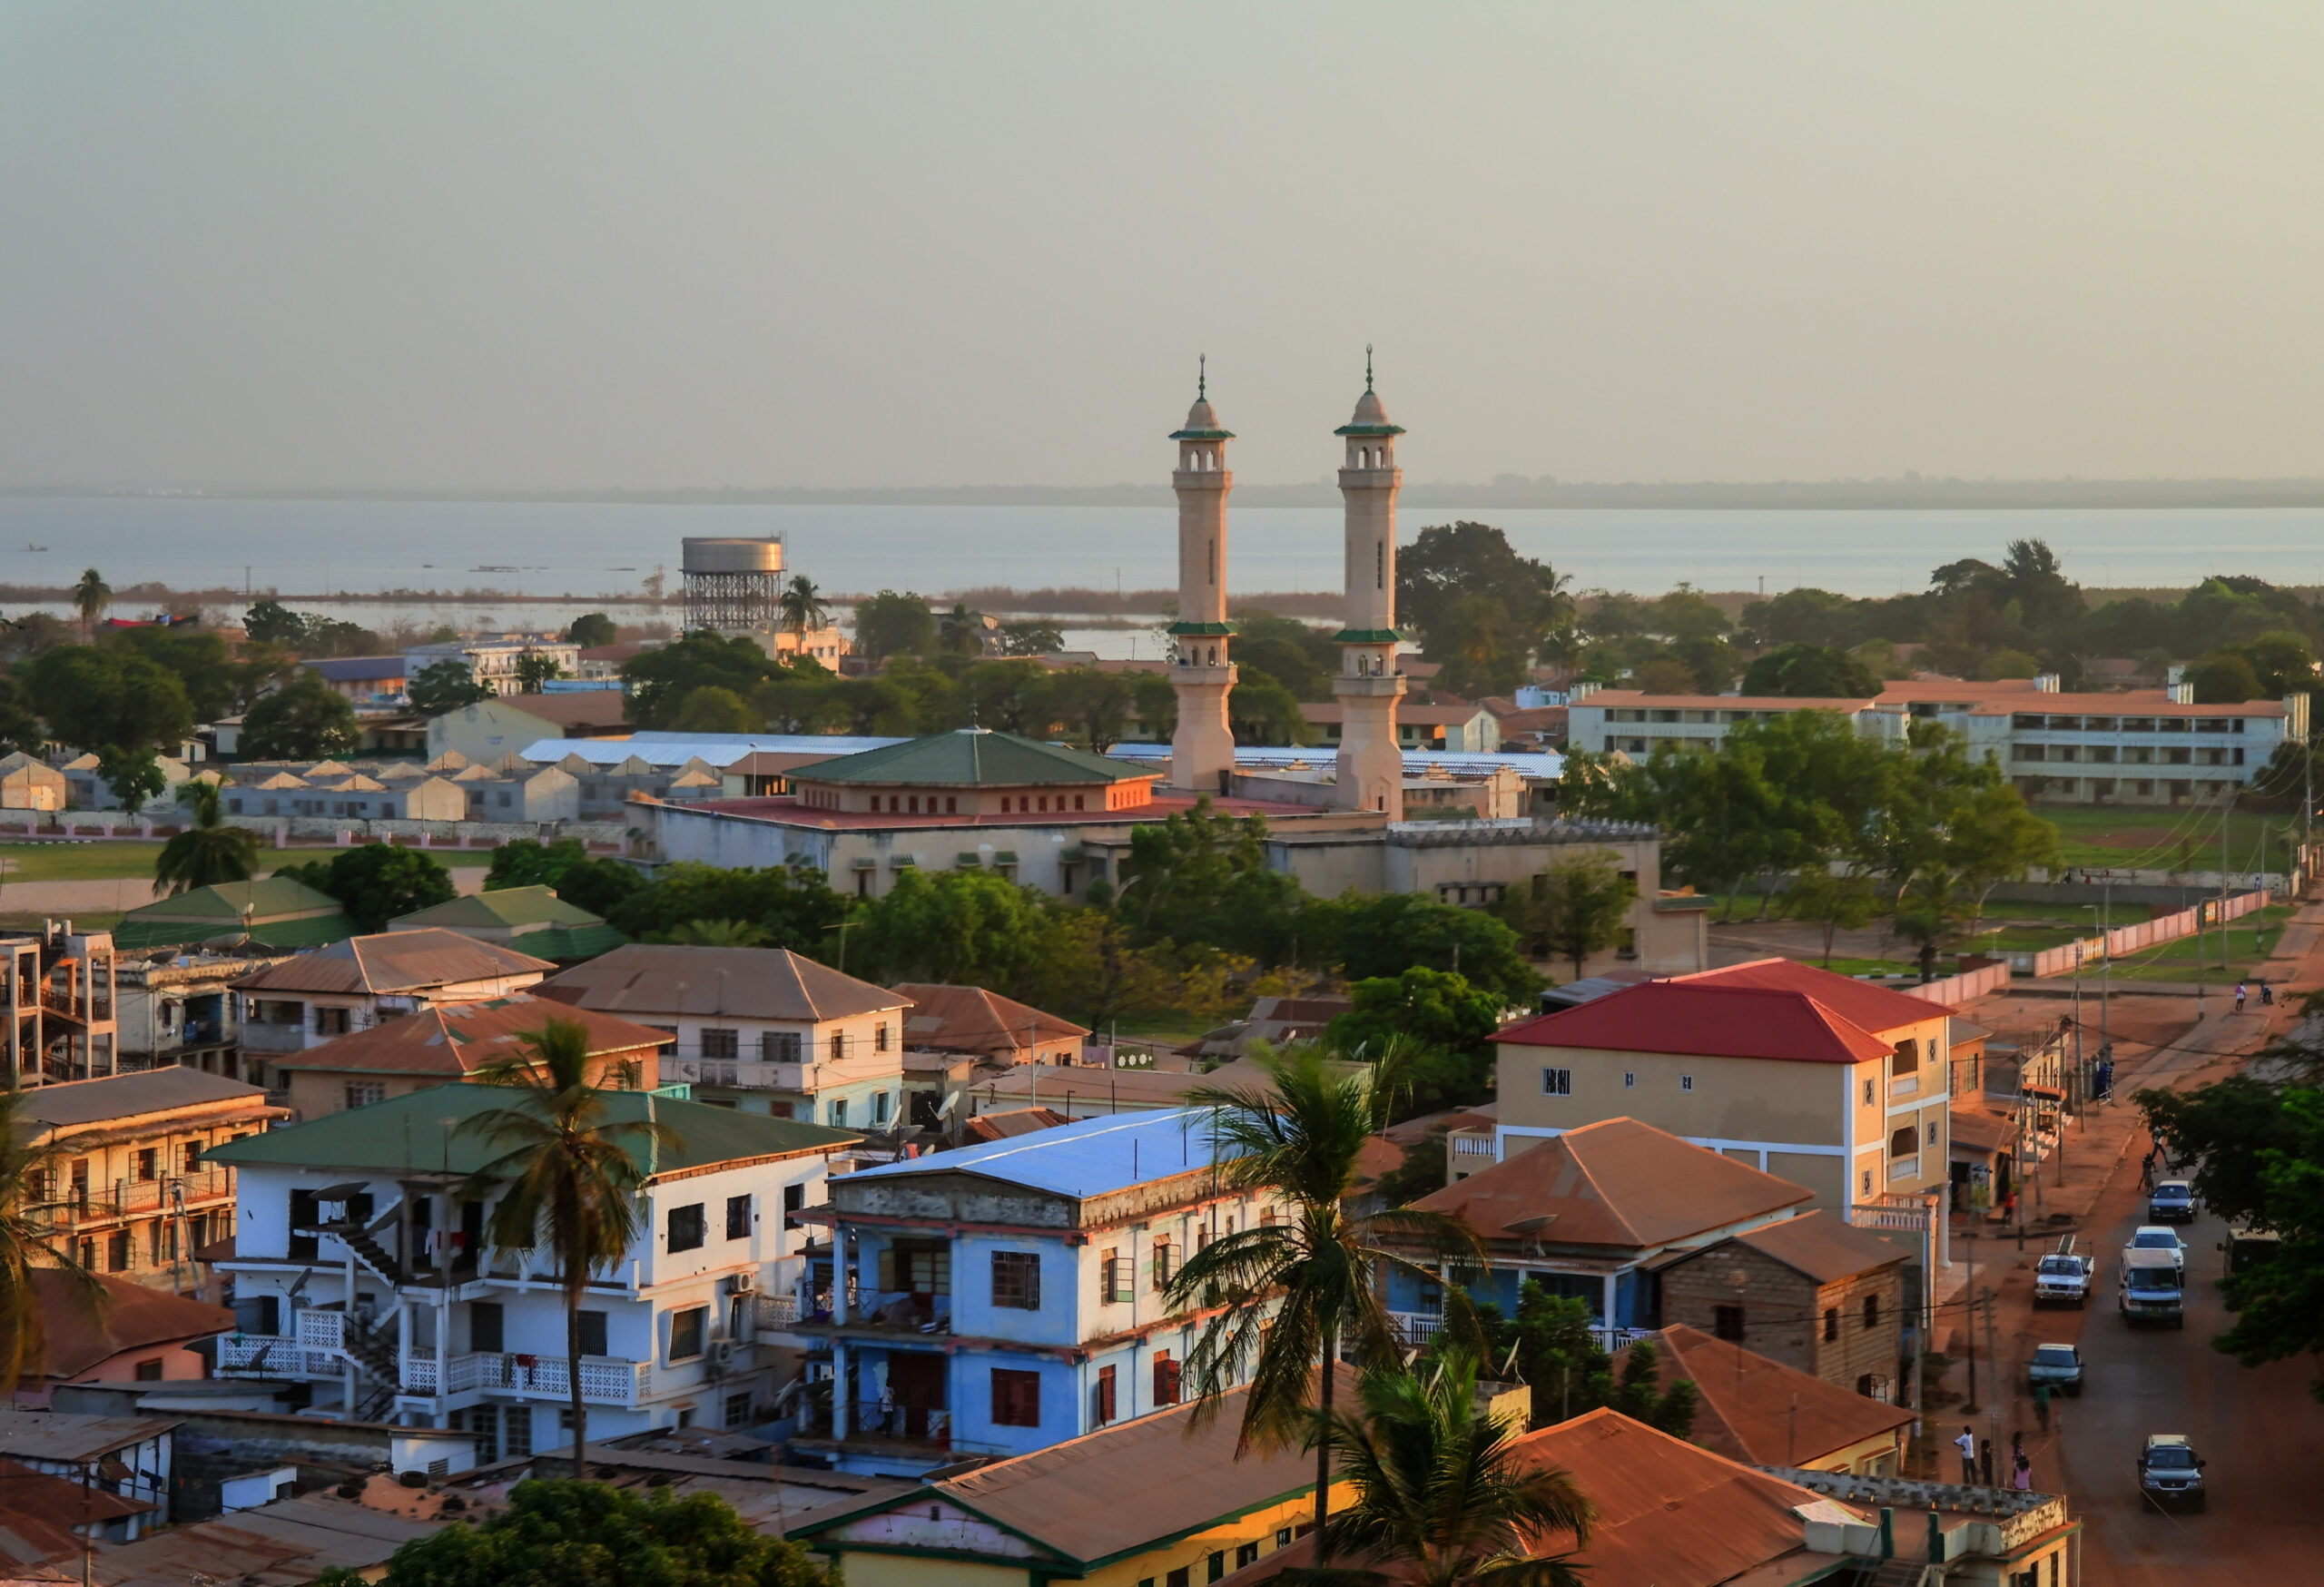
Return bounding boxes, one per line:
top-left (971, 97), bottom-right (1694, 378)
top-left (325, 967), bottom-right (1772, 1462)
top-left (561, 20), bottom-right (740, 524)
top-left (1486, 959), bottom-right (1954, 1217)
top-left (796, 1371), bottom-right (1354, 1587)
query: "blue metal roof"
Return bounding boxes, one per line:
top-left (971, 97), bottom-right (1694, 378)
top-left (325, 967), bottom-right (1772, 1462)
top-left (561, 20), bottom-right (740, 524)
top-left (1105, 742), bottom-right (1565, 779)
top-left (850, 1108), bottom-right (1227, 1199)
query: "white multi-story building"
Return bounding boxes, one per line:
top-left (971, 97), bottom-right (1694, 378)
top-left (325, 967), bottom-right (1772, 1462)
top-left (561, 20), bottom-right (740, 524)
top-left (1571, 675), bottom-right (2308, 806)
top-left (206, 1083), bottom-right (858, 1450)
top-left (403, 635), bottom-right (583, 699)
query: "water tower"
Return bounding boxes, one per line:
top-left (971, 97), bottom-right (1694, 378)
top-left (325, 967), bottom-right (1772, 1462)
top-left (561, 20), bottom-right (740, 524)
top-left (680, 536), bottom-right (783, 634)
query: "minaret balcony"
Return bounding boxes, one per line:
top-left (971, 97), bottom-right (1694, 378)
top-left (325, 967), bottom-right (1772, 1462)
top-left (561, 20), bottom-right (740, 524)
top-left (1173, 468), bottom-right (1234, 490)
top-left (1337, 466), bottom-right (1402, 488)
top-left (1333, 672), bottom-right (1407, 700)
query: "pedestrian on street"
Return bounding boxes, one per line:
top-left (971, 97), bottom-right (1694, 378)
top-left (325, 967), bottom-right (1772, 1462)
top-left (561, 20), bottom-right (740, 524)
top-left (2012, 1430), bottom-right (2024, 1463)
top-left (2237, 981), bottom-right (2249, 1013)
top-left (2012, 1453), bottom-right (2034, 1492)
top-left (1956, 1427), bottom-right (1976, 1485)
top-left (2261, 982), bottom-right (2275, 1007)
top-left (2034, 1382), bottom-right (2052, 1432)
top-left (2142, 1150), bottom-right (2155, 1189)
top-left (1980, 1438), bottom-right (1995, 1487)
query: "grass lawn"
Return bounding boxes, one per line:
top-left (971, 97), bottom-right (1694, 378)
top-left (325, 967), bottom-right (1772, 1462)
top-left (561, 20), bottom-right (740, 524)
top-left (0, 840), bottom-right (168, 882)
top-left (2041, 803), bottom-right (2299, 872)
top-left (0, 910), bottom-right (124, 933)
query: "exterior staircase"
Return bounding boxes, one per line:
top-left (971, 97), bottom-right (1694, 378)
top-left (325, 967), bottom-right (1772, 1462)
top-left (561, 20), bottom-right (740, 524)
top-left (340, 1224), bottom-right (405, 1286)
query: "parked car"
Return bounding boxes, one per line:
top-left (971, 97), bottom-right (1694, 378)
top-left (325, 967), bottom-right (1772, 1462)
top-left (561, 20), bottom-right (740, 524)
top-left (2126, 1226), bottom-right (2187, 1273)
top-left (2148, 1180), bottom-right (2197, 1223)
top-left (2028, 1342), bottom-right (2084, 1397)
top-left (2034, 1237), bottom-right (2093, 1307)
top-left (2139, 1434), bottom-right (2207, 1512)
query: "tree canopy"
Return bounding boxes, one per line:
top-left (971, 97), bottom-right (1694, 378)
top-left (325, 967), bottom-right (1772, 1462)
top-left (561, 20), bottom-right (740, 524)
top-left (240, 673), bottom-right (362, 761)
top-left (603, 862), bottom-right (848, 954)
top-left (483, 838), bottom-right (645, 918)
top-left (277, 843), bottom-right (458, 933)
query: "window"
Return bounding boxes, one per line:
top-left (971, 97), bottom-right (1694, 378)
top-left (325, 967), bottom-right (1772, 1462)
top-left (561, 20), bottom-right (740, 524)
top-left (577, 1310), bottom-right (608, 1356)
top-left (133, 1148), bottom-right (158, 1182)
top-left (1094, 1364), bottom-right (1117, 1424)
top-left (1891, 1040), bottom-right (1919, 1076)
top-left (1713, 1305), bottom-right (1745, 1342)
top-left (1823, 1307), bottom-right (1839, 1342)
top-left (1622, 1071), bottom-right (1635, 1089)
top-left (1864, 1078), bottom-right (1875, 1106)
top-left (1168, 1570), bottom-right (1190, 1587)
top-left (1236, 1543), bottom-right (1260, 1569)
top-left (761, 1030), bottom-right (803, 1063)
top-left (1208, 1552), bottom-right (1226, 1582)
top-left (1861, 1169), bottom-right (1873, 1197)
top-left (667, 1203), bottom-right (707, 1252)
top-left (1101, 1248), bottom-right (1133, 1303)
top-left (725, 1391), bottom-right (753, 1429)
top-left (344, 1082), bottom-right (385, 1111)
top-left (313, 1006), bottom-right (350, 1036)
top-left (783, 1183), bottom-right (805, 1230)
top-left (668, 1306), bottom-right (708, 1361)
top-left (874, 1090), bottom-right (891, 1124)
top-left (1151, 1240), bottom-right (1175, 1290)
top-left (701, 1028), bottom-right (739, 1060)
top-left (990, 1367), bottom-right (1040, 1427)
top-left (469, 1301), bottom-right (505, 1353)
top-left (875, 1022), bottom-right (891, 1052)
top-left (828, 1032), bottom-right (846, 1062)
top-left (1927, 1122), bottom-right (1939, 1146)
top-left (991, 1250), bottom-right (1041, 1310)
top-left (1153, 1352), bottom-right (1181, 1406)
top-left (1540, 1067), bottom-right (1571, 1096)
top-left (181, 1141), bottom-right (202, 1175)
top-left (1679, 1075), bottom-right (1694, 1092)
top-left (828, 1098), bottom-right (848, 1128)
top-left (1862, 1293), bottom-right (1881, 1329)
top-left (726, 1195), bottom-right (752, 1240)
top-left (503, 1405), bottom-right (532, 1457)
top-left (133, 1357), bottom-right (162, 1382)
top-left (1888, 1126), bottom-right (1916, 1159)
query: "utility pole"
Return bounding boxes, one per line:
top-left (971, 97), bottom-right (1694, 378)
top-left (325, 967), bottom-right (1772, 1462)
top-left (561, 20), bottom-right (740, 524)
top-left (1982, 1290), bottom-right (2003, 1451)
top-left (1962, 1230), bottom-right (1979, 1413)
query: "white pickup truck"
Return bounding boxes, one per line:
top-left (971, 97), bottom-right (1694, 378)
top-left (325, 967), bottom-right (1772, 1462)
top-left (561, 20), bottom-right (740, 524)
top-left (2034, 1237), bottom-right (2094, 1307)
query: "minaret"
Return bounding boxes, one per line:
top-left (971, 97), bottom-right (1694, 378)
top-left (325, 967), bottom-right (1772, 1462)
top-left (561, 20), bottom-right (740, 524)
top-left (1331, 350), bottom-right (1407, 816)
top-left (1167, 359), bottom-right (1237, 794)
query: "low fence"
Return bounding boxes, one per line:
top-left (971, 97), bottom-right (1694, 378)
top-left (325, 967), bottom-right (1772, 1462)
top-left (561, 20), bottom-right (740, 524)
top-left (0, 811), bottom-right (628, 849)
top-left (2009, 888), bottom-right (2272, 976)
top-left (1895, 961), bottom-right (2013, 1005)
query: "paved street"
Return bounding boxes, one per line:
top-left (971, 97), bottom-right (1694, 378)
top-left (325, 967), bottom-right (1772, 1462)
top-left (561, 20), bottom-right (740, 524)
top-left (1948, 897), bottom-right (2324, 1584)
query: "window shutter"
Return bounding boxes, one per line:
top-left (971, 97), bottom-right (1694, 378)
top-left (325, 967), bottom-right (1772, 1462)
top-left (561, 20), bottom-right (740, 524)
top-left (878, 1247), bottom-right (897, 1293)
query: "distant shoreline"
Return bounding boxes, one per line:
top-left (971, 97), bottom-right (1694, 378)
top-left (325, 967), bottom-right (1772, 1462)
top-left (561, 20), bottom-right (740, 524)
top-left (10, 479), bottom-right (2324, 510)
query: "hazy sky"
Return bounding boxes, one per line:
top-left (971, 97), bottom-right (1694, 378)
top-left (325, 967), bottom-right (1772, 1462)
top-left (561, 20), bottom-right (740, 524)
top-left (5, 4), bottom-right (2321, 491)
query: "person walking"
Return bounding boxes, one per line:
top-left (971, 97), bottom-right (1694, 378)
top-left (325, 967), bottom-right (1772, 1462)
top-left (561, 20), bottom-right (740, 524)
top-left (2236, 981), bottom-right (2249, 1014)
top-left (2261, 981), bottom-right (2275, 1008)
top-left (1956, 1427), bottom-right (1977, 1485)
top-left (1980, 1437), bottom-right (1995, 1487)
top-left (2012, 1453), bottom-right (2034, 1492)
top-left (2141, 1149), bottom-right (2156, 1190)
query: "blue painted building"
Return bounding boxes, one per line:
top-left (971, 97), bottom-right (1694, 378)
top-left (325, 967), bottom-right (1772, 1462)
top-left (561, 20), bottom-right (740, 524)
top-left (1393, 1116), bottom-right (1816, 1349)
top-left (792, 1109), bottom-right (1277, 1478)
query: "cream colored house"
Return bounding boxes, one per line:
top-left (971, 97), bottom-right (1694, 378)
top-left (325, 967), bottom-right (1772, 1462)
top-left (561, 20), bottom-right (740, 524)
top-left (1484, 959), bottom-right (1953, 1216)
top-left (0, 752), bottom-right (66, 811)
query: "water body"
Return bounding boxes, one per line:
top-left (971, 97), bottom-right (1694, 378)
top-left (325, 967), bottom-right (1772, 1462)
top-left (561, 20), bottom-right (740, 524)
top-left (3, 496), bottom-right (2319, 607)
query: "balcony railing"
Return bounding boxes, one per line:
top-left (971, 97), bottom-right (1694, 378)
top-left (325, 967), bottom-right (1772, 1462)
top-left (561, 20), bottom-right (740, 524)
top-left (44, 1168), bottom-right (234, 1227)
top-left (1889, 1075), bottom-right (1920, 1099)
top-left (218, 1334), bottom-right (342, 1378)
top-left (752, 1293), bottom-right (800, 1333)
top-left (660, 1057), bottom-right (805, 1091)
top-left (1388, 1308), bottom-right (1645, 1355)
top-left (1885, 1155), bottom-right (1921, 1186)
top-left (238, 1022), bottom-right (311, 1053)
top-left (841, 1399), bottom-right (952, 1447)
top-left (401, 1349), bottom-right (652, 1406)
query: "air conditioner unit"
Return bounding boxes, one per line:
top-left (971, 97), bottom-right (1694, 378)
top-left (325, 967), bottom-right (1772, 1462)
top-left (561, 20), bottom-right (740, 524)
top-left (724, 1274), bottom-right (756, 1297)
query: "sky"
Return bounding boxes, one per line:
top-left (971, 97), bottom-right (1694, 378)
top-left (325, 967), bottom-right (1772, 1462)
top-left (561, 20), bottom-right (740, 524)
top-left (3, 4), bottom-right (2321, 492)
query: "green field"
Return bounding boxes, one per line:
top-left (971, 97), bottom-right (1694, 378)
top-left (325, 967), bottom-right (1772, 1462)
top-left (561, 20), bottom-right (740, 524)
top-left (0, 841), bottom-right (167, 882)
top-left (0, 910), bottom-right (123, 933)
top-left (2041, 803), bottom-right (2299, 872)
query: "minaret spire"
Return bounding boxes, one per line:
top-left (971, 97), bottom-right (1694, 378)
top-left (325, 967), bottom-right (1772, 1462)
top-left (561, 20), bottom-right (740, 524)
top-left (1329, 360), bottom-right (1407, 817)
top-left (1166, 365), bottom-right (1238, 794)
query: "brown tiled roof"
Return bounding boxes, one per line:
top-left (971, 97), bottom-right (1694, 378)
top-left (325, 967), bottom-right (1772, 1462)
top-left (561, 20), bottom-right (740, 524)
top-left (537, 944), bottom-right (908, 1022)
top-left (1620, 1326), bottom-right (1915, 1468)
top-left (1728, 1209), bottom-right (1907, 1283)
top-left (896, 1367), bottom-right (1354, 1566)
top-left (268, 994), bottom-right (673, 1079)
top-left (14, 1068), bottom-right (274, 1131)
top-left (31, 1271), bottom-right (233, 1378)
top-left (960, 1107), bottom-right (1070, 1144)
top-left (230, 929), bottom-right (554, 995)
top-left (1408, 1118), bottom-right (1812, 1251)
top-left (504, 692), bottom-right (632, 731)
top-left (892, 983), bottom-right (1088, 1054)
top-left (1216, 1407), bottom-right (1835, 1587)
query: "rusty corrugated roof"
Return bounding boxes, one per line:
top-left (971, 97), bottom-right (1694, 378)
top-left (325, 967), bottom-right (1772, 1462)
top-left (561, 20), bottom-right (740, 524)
top-left (230, 929), bottom-right (554, 995)
top-left (271, 995), bottom-right (673, 1079)
top-left (537, 943), bottom-right (907, 1022)
top-left (1620, 1326), bottom-right (1915, 1469)
top-left (1728, 1209), bottom-right (1908, 1284)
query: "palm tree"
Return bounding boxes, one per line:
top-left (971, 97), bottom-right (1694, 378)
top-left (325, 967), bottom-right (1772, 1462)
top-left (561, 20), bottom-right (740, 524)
top-left (777, 576), bottom-right (831, 637)
top-left (0, 1089), bottom-right (103, 1395)
top-left (153, 780), bottom-right (263, 895)
top-left (72, 568), bottom-right (111, 636)
top-left (458, 1019), bottom-right (679, 1476)
top-left (1306, 1348), bottom-right (1596, 1587)
top-left (1166, 1044), bottom-right (1482, 1562)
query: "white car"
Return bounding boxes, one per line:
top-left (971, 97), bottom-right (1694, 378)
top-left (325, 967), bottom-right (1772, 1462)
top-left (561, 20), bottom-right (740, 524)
top-left (2126, 1226), bottom-right (2186, 1268)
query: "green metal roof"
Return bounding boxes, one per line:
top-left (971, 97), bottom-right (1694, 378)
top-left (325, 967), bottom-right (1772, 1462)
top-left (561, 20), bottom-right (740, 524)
top-left (114, 878), bottom-right (355, 951)
top-left (512, 922), bottom-right (631, 961)
top-left (1332, 628), bottom-right (1404, 645)
top-left (1165, 621), bottom-right (1238, 637)
top-left (1167, 425), bottom-right (1235, 441)
top-left (202, 1082), bottom-right (858, 1178)
top-left (1334, 421), bottom-right (1406, 438)
top-left (794, 728), bottom-right (1151, 788)
top-left (394, 886), bottom-right (606, 932)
